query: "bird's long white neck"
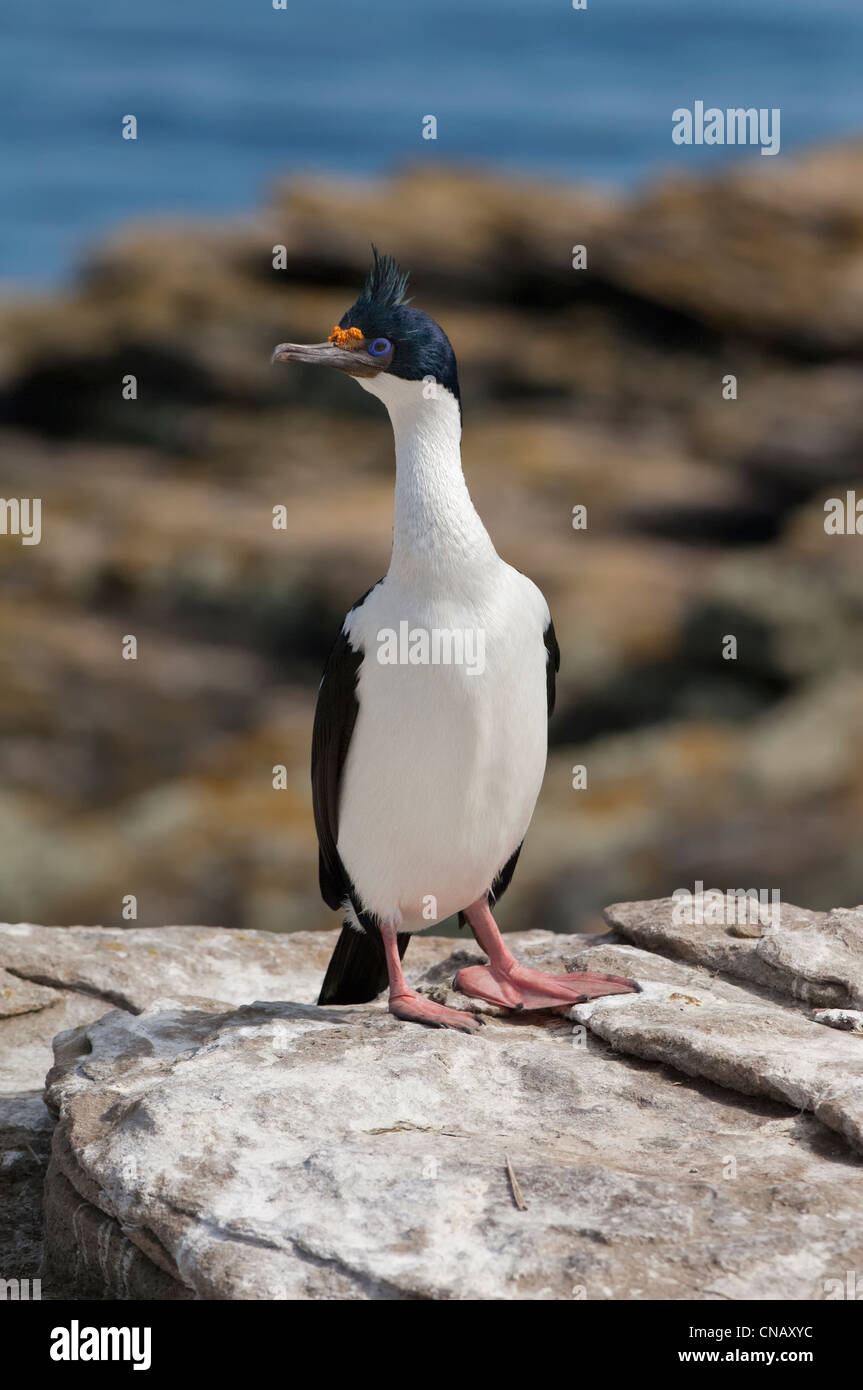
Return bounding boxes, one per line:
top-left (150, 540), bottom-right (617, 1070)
top-left (358, 375), bottom-right (497, 589)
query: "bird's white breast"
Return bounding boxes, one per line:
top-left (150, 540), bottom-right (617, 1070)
top-left (337, 562), bottom-right (550, 930)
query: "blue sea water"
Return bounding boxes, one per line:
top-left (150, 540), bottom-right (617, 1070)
top-left (1, 0), bottom-right (860, 286)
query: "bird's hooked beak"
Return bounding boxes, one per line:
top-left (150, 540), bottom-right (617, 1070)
top-left (271, 330), bottom-right (382, 378)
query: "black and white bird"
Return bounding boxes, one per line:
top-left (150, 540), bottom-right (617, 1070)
top-left (273, 250), bottom-right (638, 1032)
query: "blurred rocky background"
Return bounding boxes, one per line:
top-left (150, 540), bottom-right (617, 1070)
top-left (0, 144), bottom-right (861, 934)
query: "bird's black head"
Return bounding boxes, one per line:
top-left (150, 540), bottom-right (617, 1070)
top-left (336, 249), bottom-right (460, 401)
top-left (272, 248), bottom-right (460, 403)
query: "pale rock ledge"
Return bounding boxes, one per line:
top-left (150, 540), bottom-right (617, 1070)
top-left (1, 904), bottom-right (862, 1300)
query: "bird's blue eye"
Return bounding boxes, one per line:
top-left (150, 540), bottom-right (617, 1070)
top-left (368, 337), bottom-right (391, 357)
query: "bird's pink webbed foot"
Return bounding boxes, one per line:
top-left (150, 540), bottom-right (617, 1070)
top-left (379, 920), bottom-right (483, 1034)
top-left (389, 988), bottom-right (484, 1033)
top-left (455, 898), bottom-right (640, 1012)
top-left (455, 962), bottom-right (638, 1011)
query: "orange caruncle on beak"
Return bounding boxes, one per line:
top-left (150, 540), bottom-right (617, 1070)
top-left (328, 325), bottom-right (364, 348)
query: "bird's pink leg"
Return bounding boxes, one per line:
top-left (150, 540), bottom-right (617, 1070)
top-left (382, 920), bottom-right (484, 1033)
top-left (455, 897), bottom-right (640, 1011)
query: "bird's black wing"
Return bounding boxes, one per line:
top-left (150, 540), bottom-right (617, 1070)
top-left (544, 615), bottom-right (560, 718)
top-left (311, 604), bottom-right (371, 911)
top-left (312, 581), bottom-right (411, 1004)
top-left (489, 841), bottom-right (523, 905)
top-left (312, 639), bottom-right (360, 909)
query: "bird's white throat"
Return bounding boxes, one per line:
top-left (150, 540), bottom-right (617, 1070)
top-left (358, 374), bottom-right (497, 586)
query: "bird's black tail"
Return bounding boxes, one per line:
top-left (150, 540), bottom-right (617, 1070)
top-left (318, 920), bottom-right (410, 1005)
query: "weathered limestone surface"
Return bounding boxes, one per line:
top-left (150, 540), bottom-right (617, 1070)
top-left (571, 943), bottom-right (863, 1151)
top-left (605, 898), bottom-right (863, 1008)
top-left (41, 987), bottom-right (863, 1302)
top-left (0, 921), bottom-right (387, 1013)
top-left (4, 907), bottom-right (863, 1300)
top-left (0, 920), bottom-right (527, 1287)
top-left (0, 962), bottom-right (110, 1284)
top-left (814, 1009), bottom-right (863, 1035)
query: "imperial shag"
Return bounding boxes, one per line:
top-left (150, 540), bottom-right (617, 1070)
top-left (273, 249), bottom-right (638, 1032)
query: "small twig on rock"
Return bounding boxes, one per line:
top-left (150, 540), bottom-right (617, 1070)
top-left (505, 1153), bottom-right (528, 1211)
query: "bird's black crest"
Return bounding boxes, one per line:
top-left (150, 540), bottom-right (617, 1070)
top-left (340, 246), bottom-right (460, 403)
top-left (354, 245), bottom-right (411, 316)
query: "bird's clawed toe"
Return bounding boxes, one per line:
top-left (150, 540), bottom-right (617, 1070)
top-left (389, 989), bottom-right (485, 1033)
